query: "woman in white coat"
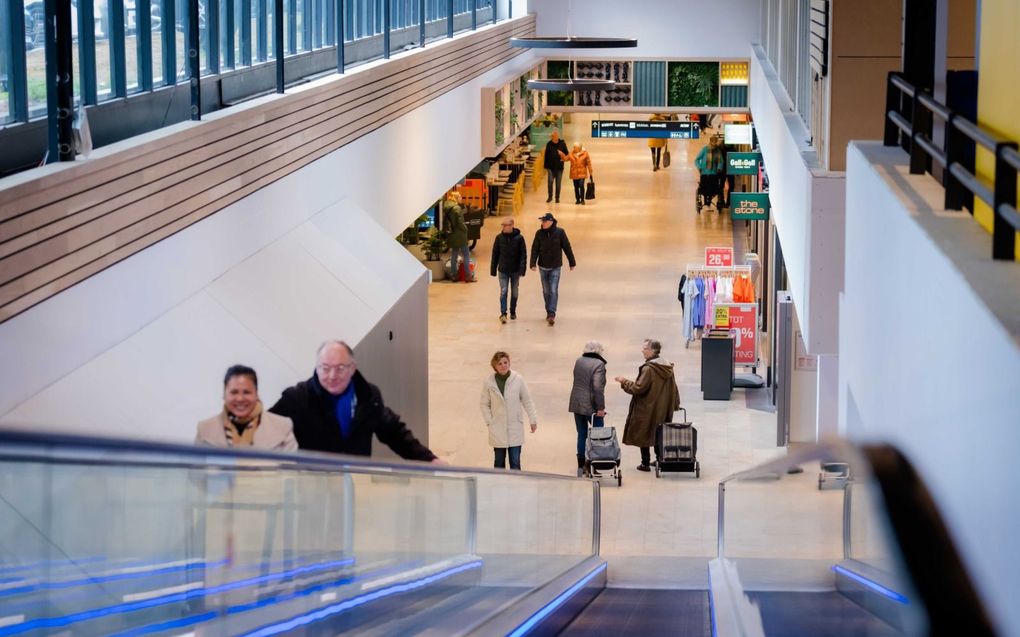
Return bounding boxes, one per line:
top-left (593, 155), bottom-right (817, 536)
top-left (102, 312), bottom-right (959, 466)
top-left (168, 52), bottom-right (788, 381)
top-left (480, 351), bottom-right (539, 470)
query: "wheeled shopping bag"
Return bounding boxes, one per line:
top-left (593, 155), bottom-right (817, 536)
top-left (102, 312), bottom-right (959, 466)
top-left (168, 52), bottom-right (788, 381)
top-left (585, 426), bottom-right (622, 487)
top-left (655, 409), bottom-right (700, 478)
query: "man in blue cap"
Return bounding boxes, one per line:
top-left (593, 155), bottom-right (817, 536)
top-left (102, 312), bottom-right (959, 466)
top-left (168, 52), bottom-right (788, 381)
top-left (530, 213), bottom-right (576, 325)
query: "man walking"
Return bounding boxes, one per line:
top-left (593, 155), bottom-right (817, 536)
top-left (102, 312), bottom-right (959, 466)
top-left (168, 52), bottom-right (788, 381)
top-left (614, 339), bottom-right (681, 472)
top-left (490, 217), bottom-right (528, 323)
top-left (530, 213), bottom-right (576, 325)
top-left (543, 130), bottom-right (569, 203)
top-left (270, 340), bottom-right (440, 462)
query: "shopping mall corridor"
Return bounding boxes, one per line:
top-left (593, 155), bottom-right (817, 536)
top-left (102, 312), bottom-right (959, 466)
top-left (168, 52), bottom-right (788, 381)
top-left (427, 114), bottom-right (814, 587)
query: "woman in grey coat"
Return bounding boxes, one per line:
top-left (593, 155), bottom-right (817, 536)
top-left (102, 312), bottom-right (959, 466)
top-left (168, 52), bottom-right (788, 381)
top-left (568, 341), bottom-right (607, 476)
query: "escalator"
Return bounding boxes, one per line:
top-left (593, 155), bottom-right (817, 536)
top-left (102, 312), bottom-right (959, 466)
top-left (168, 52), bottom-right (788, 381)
top-left (0, 431), bottom-right (995, 636)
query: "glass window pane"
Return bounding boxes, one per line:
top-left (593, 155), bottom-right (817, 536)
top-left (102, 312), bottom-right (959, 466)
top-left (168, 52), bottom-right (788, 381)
top-left (255, 0), bottom-right (267, 61)
top-left (151, 0), bottom-right (168, 85)
top-left (219, 0), bottom-right (231, 68)
top-left (26, 11), bottom-right (47, 115)
top-left (198, 0), bottom-right (210, 73)
top-left (0, 0), bottom-right (10, 122)
top-left (175, 0), bottom-right (186, 80)
top-left (96, 0), bottom-right (114, 98)
top-left (389, 0), bottom-right (418, 53)
top-left (125, 0), bottom-right (140, 91)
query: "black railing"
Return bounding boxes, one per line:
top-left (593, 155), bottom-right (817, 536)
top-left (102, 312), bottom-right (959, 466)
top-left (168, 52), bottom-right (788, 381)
top-left (884, 71), bottom-right (1020, 261)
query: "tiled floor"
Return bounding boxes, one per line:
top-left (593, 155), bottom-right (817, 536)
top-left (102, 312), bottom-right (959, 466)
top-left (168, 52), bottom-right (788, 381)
top-left (427, 114), bottom-right (822, 587)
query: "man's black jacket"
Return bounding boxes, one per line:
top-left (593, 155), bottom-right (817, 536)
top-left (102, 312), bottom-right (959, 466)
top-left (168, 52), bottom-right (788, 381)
top-left (530, 224), bottom-right (576, 269)
top-left (491, 228), bottom-right (528, 276)
top-left (544, 139), bottom-right (568, 170)
top-left (270, 371), bottom-right (436, 461)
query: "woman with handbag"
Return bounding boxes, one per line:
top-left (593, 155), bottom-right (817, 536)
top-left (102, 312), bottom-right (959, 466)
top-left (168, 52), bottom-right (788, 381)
top-left (648, 114), bottom-right (668, 171)
top-left (566, 143), bottom-right (593, 205)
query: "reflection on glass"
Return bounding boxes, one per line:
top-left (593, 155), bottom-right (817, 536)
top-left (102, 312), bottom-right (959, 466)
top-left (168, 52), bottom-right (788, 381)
top-left (0, 440), bottom-right (597, 636)
top-left (151, 0), bottom-right (166, 84)
top-left (0, 0), bottom-right (10, 122)
top-left (125, 0), bottom-right (140, 91)
top-left (175, 0), bottom-right (187, 80)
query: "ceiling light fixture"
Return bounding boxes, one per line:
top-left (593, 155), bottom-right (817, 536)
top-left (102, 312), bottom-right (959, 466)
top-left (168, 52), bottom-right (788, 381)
top-left (510, 37), bottom-right (638, 49)
top-left (526, 79), bottom-right (617, 91)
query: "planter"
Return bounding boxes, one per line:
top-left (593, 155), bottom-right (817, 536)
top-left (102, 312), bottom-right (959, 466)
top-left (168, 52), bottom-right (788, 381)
top-left (424, 260), bottom-right (446, 281)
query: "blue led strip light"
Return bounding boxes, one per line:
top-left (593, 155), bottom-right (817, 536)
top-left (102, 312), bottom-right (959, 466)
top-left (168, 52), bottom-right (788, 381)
top-left (832, 565), bottom-right (910, 605)
top-left (506, 563), bottom-right (607, 637)
top-left (109, 560), bottom-right (422, 637)
top-left (0, 558), bottom-right (355, 636)
top-left (3, 553), bottom-right (347, 619)
top-left (239, 560), bottom-right (484, 637)
top-left (0, 559), bottom-right (230, 597)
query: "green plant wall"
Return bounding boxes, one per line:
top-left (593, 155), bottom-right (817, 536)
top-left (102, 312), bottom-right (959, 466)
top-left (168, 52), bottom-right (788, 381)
top-left (667, 62), bottom-right (720, 107)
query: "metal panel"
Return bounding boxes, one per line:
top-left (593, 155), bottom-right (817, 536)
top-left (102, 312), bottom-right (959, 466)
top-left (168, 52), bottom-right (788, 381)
top-left (241, 0), bottom-right (252, 64)
top-left (632, 60), bottom-right (665, 107)
top-left (138, 0), bottom-right (153, 88)
top-left (77, 0), bottom-right (98, 100)
top-left (188, 0), bottom-right (201, 117)
top-left (161, 0), bottom-right (176, 85)
top-left (110, 0), bottom-right (127, 97)
top-left (208, 0), bottom-right (221, 73)
top-left (44, 0), bottom-right (75, 160)
top-left (225, 0), bottom-right (236, 68)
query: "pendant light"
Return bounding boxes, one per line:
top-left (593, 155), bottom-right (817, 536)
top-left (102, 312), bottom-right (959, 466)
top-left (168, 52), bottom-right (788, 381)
top-left (514, 0), bottom-right (636, 92)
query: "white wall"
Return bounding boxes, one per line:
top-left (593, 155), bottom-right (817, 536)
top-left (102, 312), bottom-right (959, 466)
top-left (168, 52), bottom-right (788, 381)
top-left (527, 0), bottom-right (761, 60)
top-left (750, 44), bottom-right (845, 357)
top-left (0, 49), bottom-right (540, 442)
top-left (841, 141), bottom-right (1020, 636)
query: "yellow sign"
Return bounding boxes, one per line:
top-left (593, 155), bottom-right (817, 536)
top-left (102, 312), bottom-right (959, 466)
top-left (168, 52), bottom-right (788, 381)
top-left (715, 306), bottom-right (730, 327)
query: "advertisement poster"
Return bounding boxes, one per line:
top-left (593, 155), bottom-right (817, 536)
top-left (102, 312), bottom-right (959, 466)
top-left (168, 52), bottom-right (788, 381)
top-left (715, 303), bottom-right (757, 365)
top-left (705, 246), bottom-right (734, 267)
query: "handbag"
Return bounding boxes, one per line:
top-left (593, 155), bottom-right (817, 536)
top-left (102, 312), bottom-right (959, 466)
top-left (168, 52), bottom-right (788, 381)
top-left (663, 149), bottom-right (671, 168)
top-left (585, 178), bottom-right (595, 200)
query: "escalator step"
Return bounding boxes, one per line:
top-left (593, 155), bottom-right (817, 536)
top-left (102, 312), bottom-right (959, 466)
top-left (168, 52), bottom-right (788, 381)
top-left (558, 588), bottom-right (711, 636)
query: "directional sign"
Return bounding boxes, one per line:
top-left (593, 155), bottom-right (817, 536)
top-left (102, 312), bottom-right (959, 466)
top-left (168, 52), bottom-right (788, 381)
top-left (591, 120), bottom-right (701, 140)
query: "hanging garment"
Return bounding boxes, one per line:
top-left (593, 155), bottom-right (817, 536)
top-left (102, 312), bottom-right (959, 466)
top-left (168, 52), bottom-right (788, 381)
top-left (733, 275), bottom-right (755, 303)
top-left (692, 277), bottom-right (706, 329)
top-left (677, 274), bottom-right (687, 310)
top-left (682, 277), bottom-right (701, 341)
top-left (704, 277), bottom-right (716, 329)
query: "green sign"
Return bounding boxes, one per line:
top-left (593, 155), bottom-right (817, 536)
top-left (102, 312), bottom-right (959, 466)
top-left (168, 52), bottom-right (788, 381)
top-left (731, 192), bottom-right (770, 220)
top-left (727, 152), bottom-right (761, 175)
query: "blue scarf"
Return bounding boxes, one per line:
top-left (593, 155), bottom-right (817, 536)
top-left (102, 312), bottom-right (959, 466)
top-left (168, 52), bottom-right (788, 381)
top-left (332, 384), bottom-right (356, 439)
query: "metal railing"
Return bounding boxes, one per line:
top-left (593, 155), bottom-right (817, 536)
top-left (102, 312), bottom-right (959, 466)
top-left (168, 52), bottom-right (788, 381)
top-left (884, 71), bottom-right (1020, 261)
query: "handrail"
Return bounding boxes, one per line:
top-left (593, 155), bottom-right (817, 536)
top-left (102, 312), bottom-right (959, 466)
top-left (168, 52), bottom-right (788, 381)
top-left (0, 428), bottom-right (585, 483)
top-left (884, 71), bottom-right (1020, 260)
top-left (714, 440), bottom-right (996, 635)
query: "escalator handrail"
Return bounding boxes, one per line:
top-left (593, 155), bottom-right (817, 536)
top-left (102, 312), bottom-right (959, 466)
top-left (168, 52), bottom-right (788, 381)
top-left (714, 440), bottom-right (997, 635)
top-left (0, 427), bottom-right (587, 482)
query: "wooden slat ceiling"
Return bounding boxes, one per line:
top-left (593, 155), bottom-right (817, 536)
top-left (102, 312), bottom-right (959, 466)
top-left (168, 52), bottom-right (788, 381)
top-left (0, 16), bottom-right (535, 323)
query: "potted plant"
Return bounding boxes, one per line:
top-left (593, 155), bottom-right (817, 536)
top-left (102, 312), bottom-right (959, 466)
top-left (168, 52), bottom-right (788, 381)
top-left (423, 227), bottom-right (448, 280)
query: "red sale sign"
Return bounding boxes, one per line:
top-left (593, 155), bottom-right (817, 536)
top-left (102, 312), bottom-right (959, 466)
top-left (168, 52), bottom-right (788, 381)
top-left (715, 303), bottom-right (757, 365)
top-left (705, 247), bottom-right (734, 268)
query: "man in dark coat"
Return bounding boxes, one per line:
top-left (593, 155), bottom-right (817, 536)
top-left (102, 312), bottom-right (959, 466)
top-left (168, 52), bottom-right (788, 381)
top-left (270, 341), bottom-right (438, 462)
top-left (530, 213), bottom-right (576, 325)
top-left (490, 216), bottom-right (528, 323)
top-left (543, 130), bottom-right (569, 203)
top-left (614, 339), bottom-right (681, 471)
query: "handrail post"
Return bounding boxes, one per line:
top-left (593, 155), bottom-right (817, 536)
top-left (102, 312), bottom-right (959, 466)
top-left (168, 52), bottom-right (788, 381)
top-left (717, 482), bottom-right (726, 558)
top-left (592, 480), bottom-right (601, 556)
top-left (884, 72), bottom-right (901, 147)
top-left (909, 86), bottom-right (930, 174)
top-left (188, 0), bottom-right (201, 119)
top-left (466, 476), bottom-right (478, 554)
top-left (993, 141), bottom-right (1019, 260)
top-left (944, 113), bottom-right (967, 211)
top-left (842, 481), bottom-right (853, 560)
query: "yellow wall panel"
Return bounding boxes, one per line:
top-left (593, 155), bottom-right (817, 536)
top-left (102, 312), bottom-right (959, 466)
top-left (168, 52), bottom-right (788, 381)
top-left (975, 0), bottom-right (1020, 256)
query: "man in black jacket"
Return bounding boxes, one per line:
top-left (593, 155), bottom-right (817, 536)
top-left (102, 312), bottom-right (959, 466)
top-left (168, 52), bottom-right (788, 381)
top-left (543, 130), bottom-right (569, 203)
top-left (490, 217), bottom-right (528, 324)
top-left (530, 213), bottom-right (576, 326)
top-left (270, 341), bottom-right (439, 462)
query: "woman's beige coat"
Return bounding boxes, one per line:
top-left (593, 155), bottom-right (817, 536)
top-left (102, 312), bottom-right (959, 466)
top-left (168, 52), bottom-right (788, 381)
top-left (196, 411), bottom-right (299, 451)
top-left (480, 371), bottom-right (538, 448)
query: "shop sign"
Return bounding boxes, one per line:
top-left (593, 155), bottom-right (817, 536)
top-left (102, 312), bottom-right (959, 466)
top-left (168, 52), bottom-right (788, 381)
top-left (715, 303), bottom-right (757, 365)
top-left (705, 246), bottom-right (734, 268)
top-left (714, 305), bottom-right (730, 328)
top-left (727, 152), bottom-right (761, 175)
top-left (731, 193), bottom-right (770, 220)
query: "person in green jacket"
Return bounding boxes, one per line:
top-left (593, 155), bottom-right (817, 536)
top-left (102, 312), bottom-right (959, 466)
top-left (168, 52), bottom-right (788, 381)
top-left (444, 192), bottom-right (474, 282)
